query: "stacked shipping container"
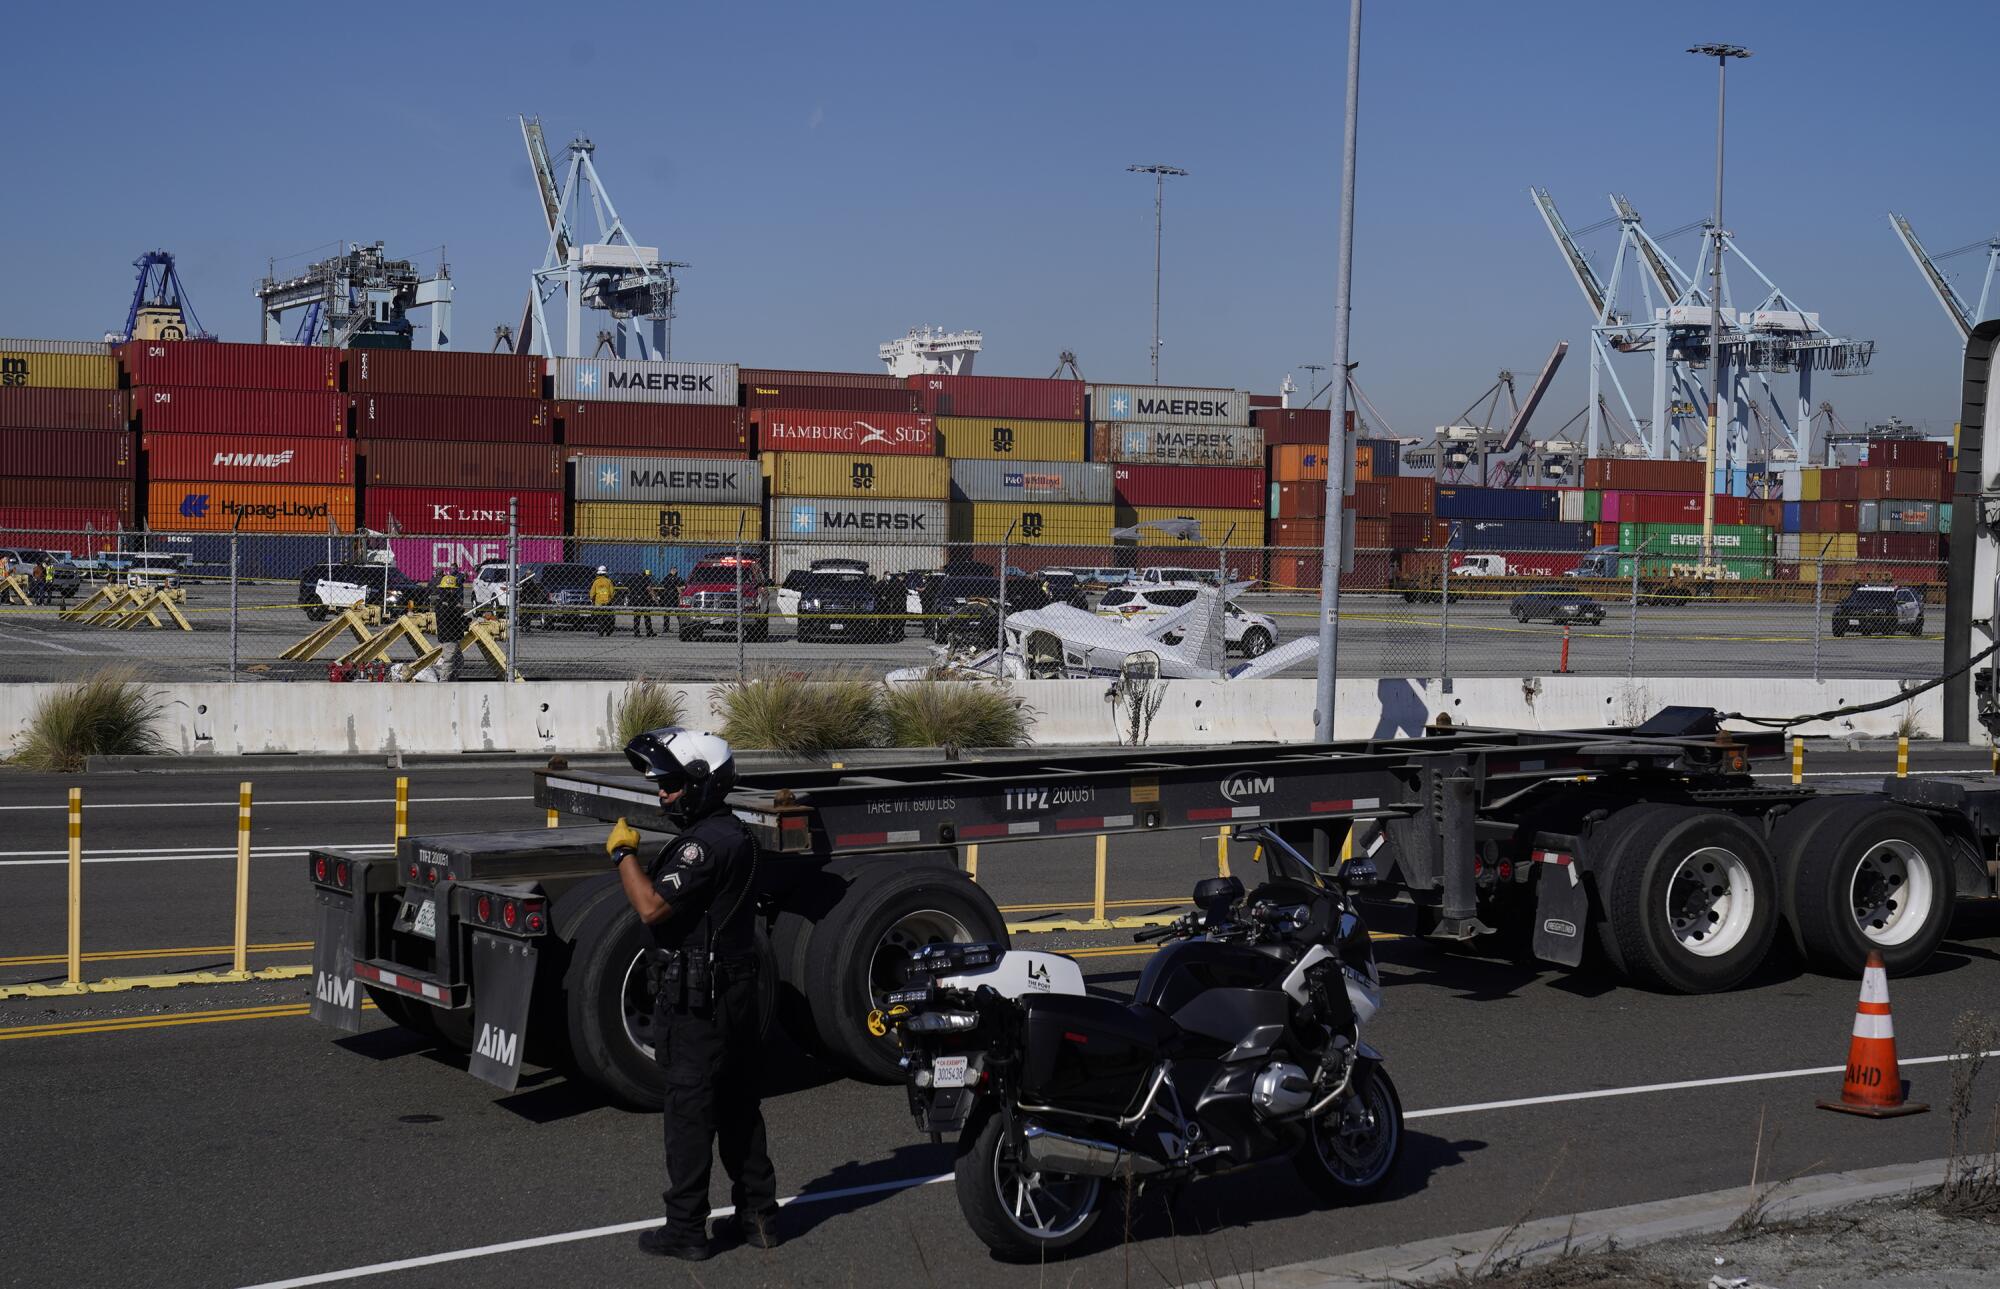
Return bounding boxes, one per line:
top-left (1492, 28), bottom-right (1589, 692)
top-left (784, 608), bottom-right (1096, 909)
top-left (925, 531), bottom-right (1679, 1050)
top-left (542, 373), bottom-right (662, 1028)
top-left (0, 339), bottom-right (131, 549)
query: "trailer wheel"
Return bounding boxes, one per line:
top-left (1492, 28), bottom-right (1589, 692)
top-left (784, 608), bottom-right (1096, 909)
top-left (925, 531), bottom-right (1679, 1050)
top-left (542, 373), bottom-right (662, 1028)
top-left (523, 874), bottom-right (625, 1071)
top-left (803, 862), bottom-right (1008, 1082)
top-left (1594, 805), bottom-right (1778, 993)
top-left (363, 986), bottom-right (434, 1034)
top-left (1774, 797), bottom-right (1956, 975)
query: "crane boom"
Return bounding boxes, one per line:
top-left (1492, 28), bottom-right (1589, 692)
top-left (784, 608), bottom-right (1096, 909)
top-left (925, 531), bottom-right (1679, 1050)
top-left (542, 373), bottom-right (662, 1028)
top-left (1611, 194), bottom-right (1683, 304)
top-left (1499, 340), bottom-right (1567, 453)
top-left (1889, 212), bottom-right (1973, 341)
top-left (1532, 188), bottom-right (1607, 317)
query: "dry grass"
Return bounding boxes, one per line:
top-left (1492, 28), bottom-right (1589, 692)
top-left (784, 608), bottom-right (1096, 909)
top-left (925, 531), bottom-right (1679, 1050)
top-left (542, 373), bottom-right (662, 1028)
top-left (9, 670), bottom-right (165, 772)
top-left (881, 682), bottom-right (1033, 752)
top-left (614, 679), bottom-right (686, 747)
top-left (714, 673), bottom-right (883, 756)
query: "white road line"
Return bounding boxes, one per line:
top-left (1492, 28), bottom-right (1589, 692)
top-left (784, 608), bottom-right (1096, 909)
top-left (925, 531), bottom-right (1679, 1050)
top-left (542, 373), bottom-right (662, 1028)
top-left (233, 1049), bottom-right (2000, 1288)
top-left (0, 795), bottom-right (534, 812)
top-left (236, 1173), bottom-right (955, 1289)
top-left (0, 626), bottom-right (87, 655)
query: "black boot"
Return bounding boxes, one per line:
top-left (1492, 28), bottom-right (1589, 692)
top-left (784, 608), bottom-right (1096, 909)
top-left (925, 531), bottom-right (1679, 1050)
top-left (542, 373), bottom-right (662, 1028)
top-left (637, 1228), bottom-right (712, 1261)
top-left (715, 1211), bottom-right (782, 1249)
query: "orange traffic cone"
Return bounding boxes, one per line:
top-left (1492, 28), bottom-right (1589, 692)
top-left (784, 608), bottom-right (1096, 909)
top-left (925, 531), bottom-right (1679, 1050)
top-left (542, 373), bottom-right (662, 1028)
top-left (1818, 950), bottom-right (1928, 1118)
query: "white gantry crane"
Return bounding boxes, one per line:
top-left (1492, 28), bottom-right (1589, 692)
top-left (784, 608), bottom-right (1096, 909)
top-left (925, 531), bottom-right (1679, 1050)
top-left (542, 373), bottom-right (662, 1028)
top-left (517, 116), bottom-right (685, 359)
top-left (1888, 213), bottom-right (2000, 343)
top-left (1532, 188), bottom-right (1874, 467)
top-left (256, 242), bottom-right (453, 349)
top-left (879, 326), bottom-right (983, 378)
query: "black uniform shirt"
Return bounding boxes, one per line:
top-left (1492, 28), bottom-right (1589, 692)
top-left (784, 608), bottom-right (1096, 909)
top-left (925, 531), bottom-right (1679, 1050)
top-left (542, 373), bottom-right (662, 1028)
top-left (648, 810), bottom-right (757, 957)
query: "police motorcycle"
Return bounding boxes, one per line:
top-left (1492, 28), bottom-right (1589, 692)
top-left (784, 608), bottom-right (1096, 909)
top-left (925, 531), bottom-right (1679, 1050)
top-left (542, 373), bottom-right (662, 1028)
top-left (883, 824), bottom-right (1401, 1260)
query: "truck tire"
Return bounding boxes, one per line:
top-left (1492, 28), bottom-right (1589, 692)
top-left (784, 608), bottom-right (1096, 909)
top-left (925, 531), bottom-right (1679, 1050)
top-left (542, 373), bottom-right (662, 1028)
top-left (1773, 797), bottom-right (1956, 975)
top-left (802, 862), bottom-right (1007, 1082)
top-left (563, 895), bottom-right (778, 1109)
top-left (1593, 805), bottom-right (1779, 993)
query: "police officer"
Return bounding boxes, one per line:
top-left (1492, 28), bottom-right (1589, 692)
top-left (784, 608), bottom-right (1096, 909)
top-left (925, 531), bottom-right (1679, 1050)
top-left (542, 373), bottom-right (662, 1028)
top-left (609, 727), bottom-right (780, 1261)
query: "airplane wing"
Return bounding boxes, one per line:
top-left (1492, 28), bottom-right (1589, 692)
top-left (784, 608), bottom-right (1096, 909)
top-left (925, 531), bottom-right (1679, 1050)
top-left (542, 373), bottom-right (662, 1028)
top-left (1227, 636), bottom-right (1318, 680)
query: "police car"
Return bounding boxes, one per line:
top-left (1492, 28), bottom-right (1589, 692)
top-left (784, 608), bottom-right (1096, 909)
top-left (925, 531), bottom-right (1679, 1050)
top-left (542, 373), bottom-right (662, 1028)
top-left (1095, 582), bottom-right (1279, 656)
top-left (1832, 585), bottom-right (1925, 637)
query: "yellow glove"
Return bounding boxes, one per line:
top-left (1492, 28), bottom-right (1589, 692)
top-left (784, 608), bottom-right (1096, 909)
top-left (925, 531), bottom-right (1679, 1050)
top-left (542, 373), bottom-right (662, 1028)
top-left (607, 817), bottom-right (642, 861)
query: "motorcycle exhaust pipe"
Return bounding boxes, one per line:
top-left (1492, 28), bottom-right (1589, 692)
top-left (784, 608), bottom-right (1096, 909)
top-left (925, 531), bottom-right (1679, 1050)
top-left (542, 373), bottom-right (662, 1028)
top-left (1021, 1126), bottom-right (1165, 1179)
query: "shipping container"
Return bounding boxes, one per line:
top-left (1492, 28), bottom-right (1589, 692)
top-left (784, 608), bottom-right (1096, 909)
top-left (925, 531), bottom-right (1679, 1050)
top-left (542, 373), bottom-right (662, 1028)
top-left (1357, 437), bottom-right (1400, 477)
top-left (1386, 477), bottom-right (1436, 515)
top-left (132, 385), bottom-right (348, 437)
top-left (1558, 489), bottom-right (1587, 524)
top-left (0, 387), bottom-right (128, 431)
top-left (363, 487), bottom-right (563, 536)
top-left (1777, 533), bottom-right (1802, 562)
top-left (345, 349), bottom-right (541, 399)
top-left (934, 416), bottom-right (1085, 462)
top-left (389, 537), bottom-right (566, 581)
top-left (1342, 481), bottom-right (1392, 518)
top-left (1115, 506), bottom-right (1263, 547)
top-left (1617, 555), bottom-right (1771, 582)
top-left (752, 409), bottom-right (936, 455)
top-left (146, 482), bottom-right (354, 533)
top-left (1270, 444), bottom-right (1331, 482)
top-left (1270, 519), bottom-right (1325, 548)
top-left (361, 441), bottom-right (563, 491)
top-left (1781, 501), bottom-right (1803, 533)
top-left (143, 433), bottom-right (350, 485)
top-left (1615, 522), bottom-right (1773, 556)
top-left (768, 497), bottom-right (948, 544)
top-left (763, 453), bottom-right (949, 500)
top-left (1800, 469), bottom-right (1822, 502)
top-left (1272, 481), bottom-right (1325, 519)
top-left (1781, 470), bottom-right (1804, 502)
top-left (1113, 463), bottom-right (1264, 509)
top-left (0, 429), bottom-right (133, 478)
top-left (547, 357), bottom-right (737, 406)
top-left (1870, 499), bottom-right (1942, 533)
top-left (1582, 458), bottom-right (1705, 491)
top-left (1867, 439), bottom-right (1950, 469)
top-left (1821, 467), bottom-right (1859, 501)
top-left (910, 374), bottom-right (1086, 420)
top-left (1353, 445), bottom-right (1373, 482)
top-left (1809, 500), bottom-right (1860, 531)
top-left (1353, 518), bottom-right (1390, 548)
top-left (1618, 493), bottom-right (1752, 526)
top-left (354, 394), bottom-right (554, 443)
top-left (121, 341), bottom-right (338, 392)
top-left (1855, 466), bottom-right (1947, 501)
top-left (772, 543), bottom-right (945, 583)
top-left (1799, 533), bottom-right (1859, 561)
top-left (1088, 383), bottom-right (1248, 428)
top-left (742, 383), bottom-right (921, 413)
top-left (1266, 553), bottom-right (1320, 590)
top-left (0, 337), bottom-right (113, 355)
top-left (1251, 407), bottom-right (1355, 445)
top-left (1448, 519), bottom-right (1594, 551)
top-left (572, 502), bottom-right (763, 544)
top-left (0, 349), bottom-right (119, 390)
top-left (1088, 422), bottom-right (1263, 465)
top-left (571, 454), bottom-right (762, 505)
top-left (0, 479), bottom-right (133, 513)
top-left (1434, 486), bottom-right (1559, 522)
top-left (1388, 515), bottom-right (1448, 548)
top-left (950, 502), bottom-right (1117, 546)
top-left (0, 507), bottom-right (126, 551)
top-left (1132, 547), bottom-right (1264, 581)
top-left (577, 543), bottom-right (749, 581)
top-left (950, 460), bottom-right (1112, 505)
top-left (1248, 392), bottom-right (1284, 409)
top-left (1583, 492), bottom-right (1602, 522)
top-left (556, 401), bottom-right (750, 452)
top-left (737, 367), bottom-right (903, 391)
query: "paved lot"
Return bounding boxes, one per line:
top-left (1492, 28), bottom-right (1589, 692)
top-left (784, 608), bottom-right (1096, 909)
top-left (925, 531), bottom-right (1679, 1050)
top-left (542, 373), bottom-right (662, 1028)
top-left (4, 754), bottom-right (1995, 1287)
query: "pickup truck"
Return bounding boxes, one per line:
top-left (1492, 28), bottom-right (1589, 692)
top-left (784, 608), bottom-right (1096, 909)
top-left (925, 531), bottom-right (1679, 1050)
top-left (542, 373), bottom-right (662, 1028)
top-left (679, 556), bottom-right (776, 642)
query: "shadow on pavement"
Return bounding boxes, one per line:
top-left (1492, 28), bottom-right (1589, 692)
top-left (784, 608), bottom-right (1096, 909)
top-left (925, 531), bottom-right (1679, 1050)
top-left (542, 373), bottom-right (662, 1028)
top-left (779, 1142), bottom-right (956, 1239)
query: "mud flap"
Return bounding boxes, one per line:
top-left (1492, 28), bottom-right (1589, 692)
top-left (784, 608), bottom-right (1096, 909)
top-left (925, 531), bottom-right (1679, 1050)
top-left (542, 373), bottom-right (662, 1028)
top-left (309, 890), bottom-right (361, 1032)
top-left (467, 931), bottom-right (538, 1092)
top-left (1532, 862), bottom-right (1589, 968)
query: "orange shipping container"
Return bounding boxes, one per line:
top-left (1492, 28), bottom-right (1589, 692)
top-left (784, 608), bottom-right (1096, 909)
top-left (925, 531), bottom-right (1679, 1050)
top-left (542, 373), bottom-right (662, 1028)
top-left (1595, 522), bottom-right (1620, 547)
top-left (1272, 481), bottom-right (1325, 519)
top-left (1269, 444), bottom-right (1331, 482)
top-left (146, 481), bottom-right (355, 533)
top-left (1353, 518), bottom-right (1390, 547)
top-left (1354, 443), bottom-right (1374, 482)
top-left (1266, 553), bottom-right (1321, 591)
top-left (1271, 519), bottom-right (1325, 547)
top-left (1343, 481), bottom-right (1391, 517)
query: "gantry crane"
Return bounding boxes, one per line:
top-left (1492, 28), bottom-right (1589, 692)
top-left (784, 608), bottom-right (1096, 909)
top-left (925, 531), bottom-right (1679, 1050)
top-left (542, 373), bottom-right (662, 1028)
top-left (1888, 213), bottom-right (2000, 342)
top-left (119, 251), bottom-right (212, 343)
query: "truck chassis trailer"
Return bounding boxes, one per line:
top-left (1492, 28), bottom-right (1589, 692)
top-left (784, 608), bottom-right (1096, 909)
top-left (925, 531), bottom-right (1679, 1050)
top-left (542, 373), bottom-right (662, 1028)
top-left (307, 707), bottom-right (2000, 1106)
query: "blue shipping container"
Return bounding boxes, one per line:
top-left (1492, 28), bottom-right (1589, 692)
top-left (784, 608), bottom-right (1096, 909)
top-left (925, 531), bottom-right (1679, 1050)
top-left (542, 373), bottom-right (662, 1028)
top-left (1781, 501), bottom-right (1802, 533)
top-left (576, 542), bottom-right (722, 580)
top-left (1450, 519), bottom-right (1594, 550)
top-left (1434, 486), bottom-right (1559, 521)
top-left (129, 532), bottom-right (346, 582)
top-left (1358, 437), bottom-right (1400, 478)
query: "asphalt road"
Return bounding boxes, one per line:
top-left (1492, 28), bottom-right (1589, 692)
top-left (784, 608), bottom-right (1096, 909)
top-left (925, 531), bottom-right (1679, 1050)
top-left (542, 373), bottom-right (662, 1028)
top-left (6, 752), bottom-right (1999, 1288)
top-left (0, 582), bottom-right (1945, 684)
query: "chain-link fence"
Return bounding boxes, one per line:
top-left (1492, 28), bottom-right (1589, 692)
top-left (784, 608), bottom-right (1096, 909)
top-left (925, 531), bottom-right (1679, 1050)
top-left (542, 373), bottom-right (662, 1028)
top-left (0, 528), bottom-right (1949, 685)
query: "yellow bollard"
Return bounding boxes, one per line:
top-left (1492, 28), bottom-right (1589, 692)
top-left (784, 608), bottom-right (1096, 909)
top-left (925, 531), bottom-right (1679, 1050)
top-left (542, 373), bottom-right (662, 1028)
top-left (1216, 824), bottom-right (1231, 879)
top-left (546, 807), bottom-right (559, 829)
top-left (1092, 834), bottom-right (1109, 927)
top-left (232, 782), bottom-right (253, 977)
top-left (395, 776), bottom-right (409, 841)
top-left (1991, 740), bottom-right (1996, 776)
top-left (1897, 736), bottom-right (1909, 779)
top-left (1340, 825), bottom-right (1355, 866)
top-left (65, 788), bottom-right (82, 988)
top-left (1792, 737), bottom-right (1805, 786)
top-left (965, 844), bottom-right (979, 883)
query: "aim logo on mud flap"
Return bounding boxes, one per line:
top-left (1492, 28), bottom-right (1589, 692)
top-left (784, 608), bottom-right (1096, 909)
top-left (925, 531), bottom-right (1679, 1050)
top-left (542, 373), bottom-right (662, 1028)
top-left (315, 971), bottom-right (355, 1010)
top-left (1220, 774), bottom-right (1274, 804)
top-left (476, 1023), bottom-right (520, 1067)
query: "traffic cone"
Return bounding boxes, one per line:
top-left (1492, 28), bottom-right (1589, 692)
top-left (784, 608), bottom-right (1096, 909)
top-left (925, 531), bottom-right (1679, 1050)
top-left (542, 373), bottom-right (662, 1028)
top-left (1818, 950), bottom-right (1928, 1118)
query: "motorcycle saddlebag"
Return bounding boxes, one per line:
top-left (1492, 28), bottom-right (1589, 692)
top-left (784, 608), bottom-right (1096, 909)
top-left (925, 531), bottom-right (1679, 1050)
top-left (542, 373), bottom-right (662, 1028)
top-left (1018, 994), bottom-right (1170, 1118)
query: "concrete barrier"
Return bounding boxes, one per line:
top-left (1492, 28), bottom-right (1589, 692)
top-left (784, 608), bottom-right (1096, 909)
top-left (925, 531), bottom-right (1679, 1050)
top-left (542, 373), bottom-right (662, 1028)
top-left (0, 675), bottom-right (1940, 758)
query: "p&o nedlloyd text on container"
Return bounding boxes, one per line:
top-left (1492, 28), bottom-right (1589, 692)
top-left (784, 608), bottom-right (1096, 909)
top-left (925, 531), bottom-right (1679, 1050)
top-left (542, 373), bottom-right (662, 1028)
top-left (549, 358), bottom-right (738, 406)
top-left (1088, 384), bottom-right (1248, 428)
top-left (572, 455), bottom-right (763, 505)
top-left (949, 460), bottom-right (1113, 505)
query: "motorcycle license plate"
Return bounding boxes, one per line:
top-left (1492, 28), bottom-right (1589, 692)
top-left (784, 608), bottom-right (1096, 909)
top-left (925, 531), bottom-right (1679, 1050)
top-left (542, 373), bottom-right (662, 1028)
top-left (932, 1056), bottom-right (970, 1088)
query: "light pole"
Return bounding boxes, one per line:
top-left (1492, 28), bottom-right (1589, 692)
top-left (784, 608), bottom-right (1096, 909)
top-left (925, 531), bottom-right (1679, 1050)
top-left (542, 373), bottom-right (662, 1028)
top-left (1128, 163), bottom-right (1188, 384)
top-left (1313, 0), bottom-right (1362, 744)
top-left (1688, 42), bottom-right (1750, 571)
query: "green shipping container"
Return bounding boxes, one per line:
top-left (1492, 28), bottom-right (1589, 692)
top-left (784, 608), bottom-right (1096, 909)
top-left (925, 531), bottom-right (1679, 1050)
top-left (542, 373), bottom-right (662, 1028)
top-left (1616, 522), bottom-right (1772, 556)
top-left (1616, 555), bottom-right (1772, 581)
top-left (1583, 491), bottom-right (1602, 523)
top-left (1940, 502), bottom-right (1954, 535)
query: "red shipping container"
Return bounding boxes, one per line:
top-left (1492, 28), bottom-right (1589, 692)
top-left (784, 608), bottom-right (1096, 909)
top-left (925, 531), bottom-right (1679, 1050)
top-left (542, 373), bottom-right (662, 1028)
top-left (1582, 458), bottom-right (1705, 491)
top-left (364, 486), bottom-right (563, 535)
top-left (1267, 553), bottom-right (1320, 590)
top-left (1941, 469), bottom-right (1958, 504)
top-left (1251, 407), bottom-right (1355, 445)
top-left (0, 479), bottom-right (133, 513)
top-left (0, 387), bottom-right (128, 431)
top-left (753, 409), bottom-right (936, 455)
top-left (1495, 552), bottom-right (1585, 578)
top-left (1867, 439), bottom-right (1949, 468)
top-left (1341, 480), bottom-right (1392, 517)
top-left (1627, 493), bottom-right (1750, 525)
top-left (907, 374), bottom-right (1085, 420)
top-left (1751, 500), bottom-right (1783, 529)
top-left (1811, 500), bottom-right (1860, 531)
top-left (132, 386), bottom-right (349, 437)
top-left (361, 441), bottom-right (562, 490)
top-left (344, 349), bottom-right (542, 399)
top-left (0, 507), bottom-right (126, 549)
top-left (557, 401), bottom-right (749, 452)
top-left (1820, 467), bottom-right (1859, 501)
top-left (1386, 477), bottom-right (1436, 514)
top-left (1271, 519), bottom-right (1325, 548)
top-left (143, 433), bottom-right (352, 485)
top-left (743, 383), bottom-right (920, 413)
top-left (1595, 522), bottom-right (1621, 547)
top-left (1274, 482), bottom-right (1326, 519)
top-left (737, 367), bottom-right (903, 391)
top-left (0, 429), bottom-right (133, 478)
top-left (354, 394), bottom-right (553, 443)
top-left (1248, 393), bottom-right (1284, 409)
top-left (1387, 515), bottom-right (1446, 548)
top-left (1855, 467), bottom-right (1945, 501)
top-left (1111, 463), bottom-right (1264, 509)
top-left (1858, 533), bottom-right (1942, 562)
top-left (120, 341), bottom-right (338, 392)
top-left (1353, 518), bottom-right (1390, 548)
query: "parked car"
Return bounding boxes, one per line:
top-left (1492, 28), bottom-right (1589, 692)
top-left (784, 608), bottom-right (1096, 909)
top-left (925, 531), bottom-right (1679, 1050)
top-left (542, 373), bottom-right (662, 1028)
top-left (296, 562), bottom-right (429, 622)
top-left (1096, 582), bottom-right (1279, 656)
top-left (1832, 585), bottom-right (1924, 637)
top-left (0, 548), bottom-right (81, 599)
top-left (124, 552), bottom-right (192, 588)
top-left (517, 563), bottom-right (604, 632)
top-left (1139, 566), bottom-right (1221, 586)
top-left (777, 568), bottom-right (895, 643)
top-left (1509, 585), bottom-right (1606, 625)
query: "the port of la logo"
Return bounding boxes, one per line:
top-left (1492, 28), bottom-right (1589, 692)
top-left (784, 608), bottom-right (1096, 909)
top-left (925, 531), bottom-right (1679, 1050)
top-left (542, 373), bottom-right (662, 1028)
top-left (992, 426), bottom-right (1016, 454)
top-left (791, 503), bottom-right (818, 533)
top-left (1105, 392), bottom-right (1131, 418)
top-left (598, 465), bottom-right (619, 491)
top-left (657, 510), bottom-right (684, 539)
top-left (573, 364), bottom-right (600, 394)
top-left (852, 461), bottom-right (876, 490)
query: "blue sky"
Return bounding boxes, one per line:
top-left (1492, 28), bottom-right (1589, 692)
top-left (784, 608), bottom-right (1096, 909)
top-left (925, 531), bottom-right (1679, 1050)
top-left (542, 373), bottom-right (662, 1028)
top-left (1, 1), bottom-right (1993, 441)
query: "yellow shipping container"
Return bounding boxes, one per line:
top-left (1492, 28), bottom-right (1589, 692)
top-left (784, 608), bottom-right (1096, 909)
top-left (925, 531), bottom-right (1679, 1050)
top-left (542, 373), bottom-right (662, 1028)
top-left (1799, 469), bottom-right (1822, 502)
top-left (1116, 506), bottom-right (1264, 547)
top-left (573, 502), bottom-right (762, 543)
top-left (1798, 532), bottom-right (1857, 561)
top-left (763, 452), bottom-right (948, 500)
top-left (950, 502), bottom-right (1116, 546)
top-left (0, 350), bottom-right (120, 390)
top-left (935, 417), bottom-right (1086, 462)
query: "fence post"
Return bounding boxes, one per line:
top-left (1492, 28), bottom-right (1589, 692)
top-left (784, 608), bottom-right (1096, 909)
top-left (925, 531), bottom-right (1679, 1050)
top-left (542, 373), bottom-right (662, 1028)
top-left (1627, 541), bottom-right (1643, 682)
top-left (65, 788), bottom-right (82, 989)
top-left (1812, 545), bottom-right (1826, 682)
top-left (505, 499), bottom-right (520, 682)
top-left (995, 526), bottom-right (1011, 678)
top-left (734, 519), bottom-right (746, 683)
top-left (1438, 549), bottom-right (1451, 684)
top-left (395, 776), bottom-right (409, 841)
top-left (229, 529), bottom-right (240, 681)
top-left (232, 782), bottom-right (252, 976)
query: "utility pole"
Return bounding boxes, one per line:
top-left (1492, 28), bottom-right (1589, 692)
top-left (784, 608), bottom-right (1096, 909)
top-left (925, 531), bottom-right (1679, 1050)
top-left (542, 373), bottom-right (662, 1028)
top-left (1688, 42), bottom-right (1751, 571)
top-left (1128, 163), bottom-right (1188, 384)
top-left (1314, 0), bottom-right (1362, 744)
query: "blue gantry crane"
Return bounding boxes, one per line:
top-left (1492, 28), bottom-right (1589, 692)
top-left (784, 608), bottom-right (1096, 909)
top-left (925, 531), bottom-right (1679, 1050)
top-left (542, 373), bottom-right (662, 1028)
top-left (120, 250), bottom-right (213, 343)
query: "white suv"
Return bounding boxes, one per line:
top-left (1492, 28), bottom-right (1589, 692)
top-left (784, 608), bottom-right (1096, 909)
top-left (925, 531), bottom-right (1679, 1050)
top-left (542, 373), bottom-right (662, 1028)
top-left (1096, 583), bottom-right (1279, 657)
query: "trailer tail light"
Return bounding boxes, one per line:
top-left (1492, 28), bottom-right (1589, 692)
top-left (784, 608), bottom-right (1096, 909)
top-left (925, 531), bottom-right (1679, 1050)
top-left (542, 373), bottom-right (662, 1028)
top-left (308, 853), bottom-right (355, 891)
top-left (1497, 861), bottom-right (1514, 881)
top-left (502, 900), bottom-right (519, 930)
top-left (476, 894), bottom-right (492, 923)
top-left (335, 860), bottom-right (350, 888)
top-left (314, 856), bottom-right (328, 883)
top-left (408, 862), bottom-right (420, 880)
top-left (465, 889), bottom-right (548, 937)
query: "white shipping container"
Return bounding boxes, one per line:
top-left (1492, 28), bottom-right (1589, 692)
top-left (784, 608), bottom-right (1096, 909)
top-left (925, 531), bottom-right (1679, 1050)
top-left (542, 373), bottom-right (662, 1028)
top-left (1557, 489), bottom-right (1586, 523)
top-left (0, 337), bottom-right (115, 355)
top-left (949, 460), bottom-right (1113, 504)
top-left (1777, 533), bottom-right (1801, 561)
top-left (572, 454), bottom-right (762, 505)
top-left (1087, 383), bottom-right (1249, 427)
top-left (772, 542), bottom-right (945, 583)
top-left (548, 357), bottom-right (738, 406)
top-left (769, 496), bottom-right (948, 543)
top-left (1090, 421), bottom-right (1263, 465)
top-left (1781, 470), bottom-right (1803, 502)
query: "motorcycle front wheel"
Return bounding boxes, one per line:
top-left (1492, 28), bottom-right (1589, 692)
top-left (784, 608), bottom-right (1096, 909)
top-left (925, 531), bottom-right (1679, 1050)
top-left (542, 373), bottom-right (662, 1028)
top-left (955, 1107), bottom-right (1104, 1260)
top-left (1295, 1063), bottom-right (1404, 1200)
